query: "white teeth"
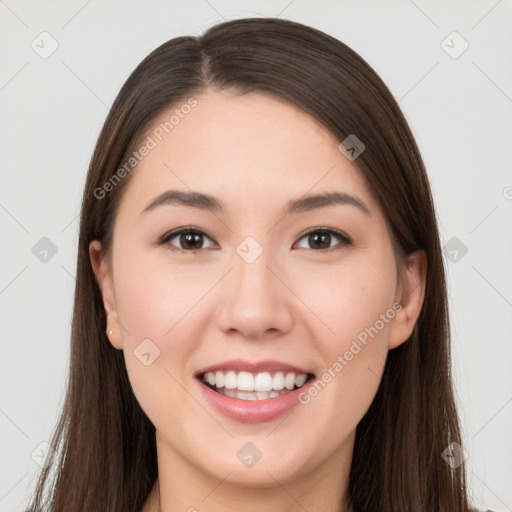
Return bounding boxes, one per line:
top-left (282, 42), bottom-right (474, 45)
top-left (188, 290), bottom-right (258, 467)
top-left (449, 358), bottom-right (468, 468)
top-left (215, 371), bottom-right (224, 388)
top-left (235, 391), bottom-right (257, 401)
top-left (272, 372), bottom-right (285, 390)
top-left (284, 372), bottom-right (296, 390)
top-left (295, 373), bottom-right (307, 387)
top-left (237, 371), bottom-right (254, 391)
top-left (222, 388), bottom-right (289, 400)
top-left (201, 370), bottom-right (309, 394)
top-left (224, 370), bottom-right (237, 389)
top-left (254, 372), bottom-right (273, 391)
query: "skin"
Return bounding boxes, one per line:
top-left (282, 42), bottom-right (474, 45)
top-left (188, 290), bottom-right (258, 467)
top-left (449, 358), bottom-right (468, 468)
top-left (90, 90), bottom-right (426, 512)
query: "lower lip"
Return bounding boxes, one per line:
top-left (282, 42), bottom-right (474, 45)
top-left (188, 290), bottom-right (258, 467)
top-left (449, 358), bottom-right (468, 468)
top-left (196, 377), bottom-right (315, 423)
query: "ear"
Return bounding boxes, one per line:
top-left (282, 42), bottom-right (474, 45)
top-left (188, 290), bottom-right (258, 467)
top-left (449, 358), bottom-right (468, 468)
top-left (388, 249), bottom-right (427, 350)
top-left (89, 240), bottom-right (123, 350)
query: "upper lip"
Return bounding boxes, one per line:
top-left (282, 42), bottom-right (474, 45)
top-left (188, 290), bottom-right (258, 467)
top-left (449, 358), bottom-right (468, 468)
top-left (195, 359), bottom-right (314, 378)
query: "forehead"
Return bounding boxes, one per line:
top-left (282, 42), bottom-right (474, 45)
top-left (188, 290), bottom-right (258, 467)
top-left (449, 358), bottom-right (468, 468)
top-left (117, 90), bottom-right (379, 220)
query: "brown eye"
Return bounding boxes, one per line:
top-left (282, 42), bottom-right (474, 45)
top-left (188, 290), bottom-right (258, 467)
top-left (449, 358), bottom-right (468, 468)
top-left (295, 228), bottom-right (352, 252)
top-left (179, 232), bottom-right (204, 250)
top-left (160, 228), bottom-right (216, 251)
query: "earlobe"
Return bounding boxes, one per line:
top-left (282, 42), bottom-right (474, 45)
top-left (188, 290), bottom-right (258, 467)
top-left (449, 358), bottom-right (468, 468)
top-left (388, 249), bottom-right (427, 350)
top-left (89, 240), bottom-right (123, 350)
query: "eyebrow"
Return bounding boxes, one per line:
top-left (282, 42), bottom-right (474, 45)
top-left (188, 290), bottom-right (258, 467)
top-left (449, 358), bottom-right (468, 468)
top-left (139, 189), bottom-right (371, 217)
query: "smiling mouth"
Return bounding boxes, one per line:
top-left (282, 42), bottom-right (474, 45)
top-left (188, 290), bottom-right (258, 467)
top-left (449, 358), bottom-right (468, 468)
top-left (197, 370), bottom-right (316, 401)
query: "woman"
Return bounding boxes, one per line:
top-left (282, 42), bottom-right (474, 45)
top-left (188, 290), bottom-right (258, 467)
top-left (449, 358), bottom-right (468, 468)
top-left (27, 16), bottom-right (490, 512)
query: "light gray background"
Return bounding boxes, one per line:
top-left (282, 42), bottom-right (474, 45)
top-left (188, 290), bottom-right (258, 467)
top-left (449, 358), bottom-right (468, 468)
top-left (1, 1), bottom-right (511, 511)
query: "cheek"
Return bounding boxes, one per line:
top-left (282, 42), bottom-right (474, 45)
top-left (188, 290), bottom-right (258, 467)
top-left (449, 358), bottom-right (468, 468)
top-left (111, 255), bottom-right (205, 421)
top-left (290, 254), bottom-right (395, 409)
top-left (114, 252), bottom-right (211, 341)
top-left (289, 255), bottom-right (397, 344)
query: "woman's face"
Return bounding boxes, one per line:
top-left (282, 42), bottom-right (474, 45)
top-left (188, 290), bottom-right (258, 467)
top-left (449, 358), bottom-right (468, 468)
top-left (90, 90), bottom-right (424, 488)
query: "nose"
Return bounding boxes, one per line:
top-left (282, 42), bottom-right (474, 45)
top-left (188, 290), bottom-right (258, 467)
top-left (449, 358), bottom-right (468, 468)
top-left (215, 246), bottom-right (293, 340)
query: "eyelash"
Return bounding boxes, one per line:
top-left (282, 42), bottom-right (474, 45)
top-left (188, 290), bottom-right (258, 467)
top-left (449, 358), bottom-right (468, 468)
top-left (157, 226), bottom-right (353, 254)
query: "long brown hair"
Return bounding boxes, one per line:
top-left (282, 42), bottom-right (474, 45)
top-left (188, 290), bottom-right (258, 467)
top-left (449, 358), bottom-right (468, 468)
top-left (27, 17), bottom-right (473, 511)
